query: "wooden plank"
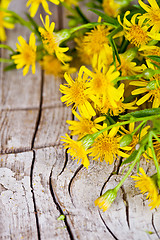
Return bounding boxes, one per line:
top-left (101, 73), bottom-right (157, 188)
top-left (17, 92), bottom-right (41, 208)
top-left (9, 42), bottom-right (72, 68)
top-left (0, 109), bottom-right (38, 153)
top-left (32, 147), bottom-right (71, 240)
top-left (42, 74), bottom-right (63, 108)
top-left (0, 0), bottom-right (42, 110)
top-left (46, 146), bottom-right (116, 240)
top-left (0, 151), bottom-right (38, 240)
top-left (34, 106), bottom-right (71, 149)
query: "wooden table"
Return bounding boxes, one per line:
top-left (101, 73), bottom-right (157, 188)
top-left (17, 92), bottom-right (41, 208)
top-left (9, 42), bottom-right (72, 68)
top-left (0, 1), bottom-right (160, 239)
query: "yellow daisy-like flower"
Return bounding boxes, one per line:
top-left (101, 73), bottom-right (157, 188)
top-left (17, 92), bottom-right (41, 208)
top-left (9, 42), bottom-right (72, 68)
top-left (95, 188), bottom-right (117, 212)
top-left (131, 62), bottom-right (160, 108)
top-left (118, 11), bottom-right (151, 47)
top-left (139, 0), bottom-right (160, 34)
top-left (39, 15), bottom-right (71, 64)
top-left (61, 134), bottom-right (90, 168)
top-left (74, 37), bottom-right (92, 65)
top-left (102, 0), bottom-right (120, 17)
top-left (39, 55), bottom-right (75, 77)
top-left (67, 111), bottom-right (106, 139)
top-left (12, 33), bottom-right (37, 76)
top-left (82, 65), bottom-right (122, 107)
top-left (59, 67), bottom-right (96, 118)
top-left (131, 167), bottom-right (160, 209)
top-left (0, 0), bottom-right (14, 42)
top-left (89, 127), bottom-right (130, 164)
top-left (82, 25), bottom-right (110, 59)
top-left (117, 53), bottom-right (146, 77)
top-left (26, 0), bottom-right (60, 17)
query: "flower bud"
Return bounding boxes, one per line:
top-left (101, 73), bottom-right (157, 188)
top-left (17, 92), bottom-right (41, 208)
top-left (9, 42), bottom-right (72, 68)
top-left (142, 68), bottom-right (155, 79)
top-left (123, 47), bottom-right (138, 61)
top-left (146, 80), bottom-right (160, 90)
top-left (119, 134), bottom-right (133, 147)
top-left (95, 188), bottom-right (117, 212)
top-left (3, 16), bottom-right (17, 24)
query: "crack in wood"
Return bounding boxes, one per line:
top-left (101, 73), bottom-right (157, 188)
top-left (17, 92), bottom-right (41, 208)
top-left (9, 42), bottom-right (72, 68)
top-left (49, 168), bottom-right (75, 240)
top-left (100, 161), bottom-right (118, 196)
top-left (58, 148), bottom-right (69, 176)
top-left (0, 143), bottom-right (63, 155)
top-left (152, 213), bottom-right (160, 239)
top-left (68, 164), bottom-right (83, 207)
top-left (30, 150), bottom-right (41, 240)
top-left (0, 104), bottom-right (65, 112)
top-left (121, 186), bottom-right (130, 229)
top-left (29, 70), bottom-right (44, 240)
top-left (98, 210), bottom-right (119, 240)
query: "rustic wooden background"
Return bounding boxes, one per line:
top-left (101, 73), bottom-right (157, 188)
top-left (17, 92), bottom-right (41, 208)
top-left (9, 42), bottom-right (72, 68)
top-left (0, 0), bottom-right (160, 239)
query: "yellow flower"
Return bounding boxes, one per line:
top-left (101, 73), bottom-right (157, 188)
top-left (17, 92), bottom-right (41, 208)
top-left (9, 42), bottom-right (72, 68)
top-left (139, 0), bottom-right (160, 34)
top-left (131, 61), bottom-right (160, 108)
top-left (67, 111), bottom-right (106, 139)
top-left (118, 11), bottom-right (151, 47)
top-left (39, 55), bottom-right (75, 77)
top-left (131, 167), bottom-right (160, 209)
top-left (39, 15), bottom-right (71, 63)
top-left (0, 0), bottom-right (14, 42)
top-left (63, 0), bottom-right (79, 6)
top-left (59, 67), bottom-right (96, 118)
top-left (61, 134), bottom-right (90, 168)
top-left (26, 0), bottom-right (60, 17)
top-left (74, 37), bottom-right (92, 65)
top-left (12, 33), bottom-right (37, 76)
top-left (89, 127), bottom-right (129, 164)
top-left (117, 52), bottom-right (146, 77)
top-left (102, 0), bottom-right (120, 17)
top-left (95, 188), bottom-right (117, 211)
top-left (81, 25), bottom-right (110, 59)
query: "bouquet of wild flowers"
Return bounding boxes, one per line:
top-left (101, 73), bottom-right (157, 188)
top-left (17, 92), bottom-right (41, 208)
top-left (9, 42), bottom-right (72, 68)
top-left (1, 0), bottom-right (160, 212)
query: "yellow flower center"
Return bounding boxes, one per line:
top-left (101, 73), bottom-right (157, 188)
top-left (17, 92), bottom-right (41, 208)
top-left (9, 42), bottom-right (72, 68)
top-left (41, 31), bottom-right (58, 54)
top-left (91, 72), bottom-right (106, 94)
top-left (126, 25), bottom-right (149, 47)
top-left (95, 135), bottom-right (118, 155)
top-left (22, 45), bottom-right (36, 65)
top-left (70, 80), bottom-right (87, 106)
top-left (84, 26), bottom-right (109, 55)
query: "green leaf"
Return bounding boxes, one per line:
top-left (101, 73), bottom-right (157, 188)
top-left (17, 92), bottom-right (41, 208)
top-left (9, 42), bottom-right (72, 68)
top-left (0, 44), bottom-right (14, 53)
top-left (89, 9), bottom-right (119, 27)
top-left (109, 37), bottom-right (121, 66)
top-left (0, 58), bottom-right (13, 63)
top-left (121, 150), bottom-right (138, 166)
top-left (4, 63), bottom-right (16, 71)
top-left (119, 108), bottom-right (160, 120)
top-left (148, 55), bottom-right (160, 63)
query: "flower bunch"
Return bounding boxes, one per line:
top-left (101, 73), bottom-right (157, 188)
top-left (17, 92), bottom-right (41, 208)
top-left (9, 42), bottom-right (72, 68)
top-left (1, 0), bottom-right (160, 212)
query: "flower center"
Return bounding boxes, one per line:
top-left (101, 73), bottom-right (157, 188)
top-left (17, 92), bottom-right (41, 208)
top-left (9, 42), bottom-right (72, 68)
top-left (70, 81), bottom-right (87, 105)
top-left (126, 25), bottom-right (149, 47)
top-left (96, 135), bottom-right (118, 154)
top-left (23, 45), bottom-right (36, 65)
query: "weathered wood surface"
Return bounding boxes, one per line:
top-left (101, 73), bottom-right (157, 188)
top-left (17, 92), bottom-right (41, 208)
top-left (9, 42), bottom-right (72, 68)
top-left (0, 0), bottom-right (160, 239)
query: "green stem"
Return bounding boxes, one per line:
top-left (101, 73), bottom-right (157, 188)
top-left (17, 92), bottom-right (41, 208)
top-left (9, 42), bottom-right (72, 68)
top-left (115, 145), bottom-right (145, 191)
top-left (131, 120), bottom-right (146, 136)
top-left (97, 114), bottom-right (160, 137)
top-left (149, 132), bottom-right (160, 179)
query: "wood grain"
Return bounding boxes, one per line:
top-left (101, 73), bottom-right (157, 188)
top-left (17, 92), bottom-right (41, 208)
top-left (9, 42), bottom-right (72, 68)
top-left (0, 151), bottom-right (37, 240)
